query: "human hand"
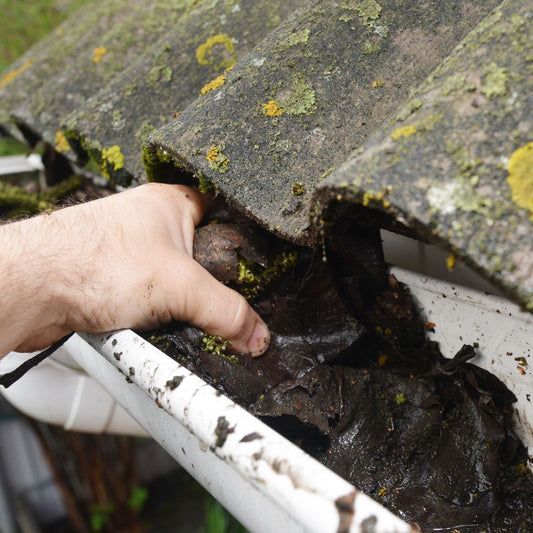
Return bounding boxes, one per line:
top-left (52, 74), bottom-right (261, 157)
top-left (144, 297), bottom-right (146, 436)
top-left (0, 183), bottom-right (270, 357)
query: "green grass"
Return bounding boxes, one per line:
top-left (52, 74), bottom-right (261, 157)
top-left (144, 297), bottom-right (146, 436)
top-left (0, 0), bottom-right (88, 72)
top-left (0, 136), bottom-right (27, 156)
top-left (0, 0), bottom-right (89, 155)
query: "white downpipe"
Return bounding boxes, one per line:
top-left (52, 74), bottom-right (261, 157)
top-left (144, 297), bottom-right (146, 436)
top-left (0, 347), bottom-right (146, 436)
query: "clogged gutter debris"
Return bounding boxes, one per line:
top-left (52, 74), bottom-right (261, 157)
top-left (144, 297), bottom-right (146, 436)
top-left (146, 200), bottom-right (533, 532)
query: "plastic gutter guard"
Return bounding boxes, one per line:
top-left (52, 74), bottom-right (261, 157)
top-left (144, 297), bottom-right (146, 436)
top-left (71, 332), bottom-right (414, 533)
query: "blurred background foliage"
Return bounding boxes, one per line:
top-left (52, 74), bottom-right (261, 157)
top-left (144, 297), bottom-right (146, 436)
top-left (0, 0), bottom-right (89, 155)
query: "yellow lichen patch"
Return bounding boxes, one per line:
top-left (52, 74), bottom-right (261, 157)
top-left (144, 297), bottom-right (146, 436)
top-left (0, 59), bottom-right (33, 88)
top-left (206, 146), bottom-right (229, 172)
top-left (372, 79), bottom-right (384, 89)
top-left (292, 181), bottom-right (305, 196)
top-left (507, 141), bottom-right (533, 219)
top-left (446, 253), bottom-right (456, 272)
top-left (263, 99), bottom-right (284, 117)
top-left (391, 125), bottom-right (417, 140)
top-left (101, 145), bottom-right (125, 178)
top-left (206, 146), bottom-right (221, 162)
top-left (196, 34), bottom-right (236, 70)
top-left (92, 47), bottom-right (108, 64)
top-left (54, 131), bottom-right (71, 153)
top-left (377, 354), bottom-right (388, 367)
top-left (200, 74), bottom-right (226, 95)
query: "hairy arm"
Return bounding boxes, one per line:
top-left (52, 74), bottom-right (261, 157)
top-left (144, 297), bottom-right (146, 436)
top-left (0, 183), bottom-right (269, 358)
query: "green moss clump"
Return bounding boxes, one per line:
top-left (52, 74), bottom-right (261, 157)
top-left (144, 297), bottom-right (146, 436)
top-left (394, 392), bottom-right (407, 405)
top-left (41, 174), bottom-right (84, 202)
top-left (202, 334), bottom-right (230, 356)
top-left (142, 144), bottom-right (180, 183)
top-left (197, 174), bottom-right (214, 193)
top-left (237, 251), bottom-right (298, 300)
top-left (0, 174), bottom-right (84, 219)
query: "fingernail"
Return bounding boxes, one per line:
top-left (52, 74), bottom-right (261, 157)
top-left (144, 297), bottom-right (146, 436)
top-left (248, 320), bottom-right (270, 358)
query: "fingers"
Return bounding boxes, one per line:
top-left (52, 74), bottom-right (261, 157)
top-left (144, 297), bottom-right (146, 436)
top-left (166, 257), bottom-right (270, 357)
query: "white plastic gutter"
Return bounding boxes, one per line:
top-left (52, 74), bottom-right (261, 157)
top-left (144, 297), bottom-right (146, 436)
top-left (69, 330), bottom-right (414, 533)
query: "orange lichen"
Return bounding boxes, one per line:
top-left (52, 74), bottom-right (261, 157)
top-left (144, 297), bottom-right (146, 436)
top-left (200, 74), bottom-right (226, 95)
top-left (262, 99), bottom-right (284, 117)
top-left (206, 146), bottom-right (229, 172)
top-left (0, 59), bottom-right (33, 88)
top-left (507, 141), bottom-right (533, 220)
top-left (54, 131), bottom-right (71, 153)
top-left (207, 146), bottom-right (221, 162)
top-left (92, 47), bottom-right (107, 64)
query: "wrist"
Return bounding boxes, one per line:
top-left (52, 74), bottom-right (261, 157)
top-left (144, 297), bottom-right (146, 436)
top-left (0, 213), bottom-right (75, 354)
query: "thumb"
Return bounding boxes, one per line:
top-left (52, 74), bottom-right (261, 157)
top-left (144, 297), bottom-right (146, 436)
top-left (171, 257), bottom-right (270, 357)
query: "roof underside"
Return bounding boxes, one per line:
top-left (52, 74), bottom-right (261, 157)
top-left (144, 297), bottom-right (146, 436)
top-left (0, 0), bottom-right (531, 310)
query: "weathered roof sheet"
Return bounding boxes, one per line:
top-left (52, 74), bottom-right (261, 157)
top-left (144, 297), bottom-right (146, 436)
top-left (145, 0), bottom-right (501, 242)
top-left (315, 0), bottom-right (533, 310)
top-left (62, 0), bottom-right (304, 186)
top-left (0, 0), bottom-right (531, 310)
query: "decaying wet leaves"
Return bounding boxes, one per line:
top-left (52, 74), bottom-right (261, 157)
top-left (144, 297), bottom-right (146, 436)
top-left (147, 212), bottom-right (533, 532)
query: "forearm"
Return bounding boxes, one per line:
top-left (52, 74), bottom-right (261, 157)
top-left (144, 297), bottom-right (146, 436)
top-left (0, 213), bottom-right (73, 356)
